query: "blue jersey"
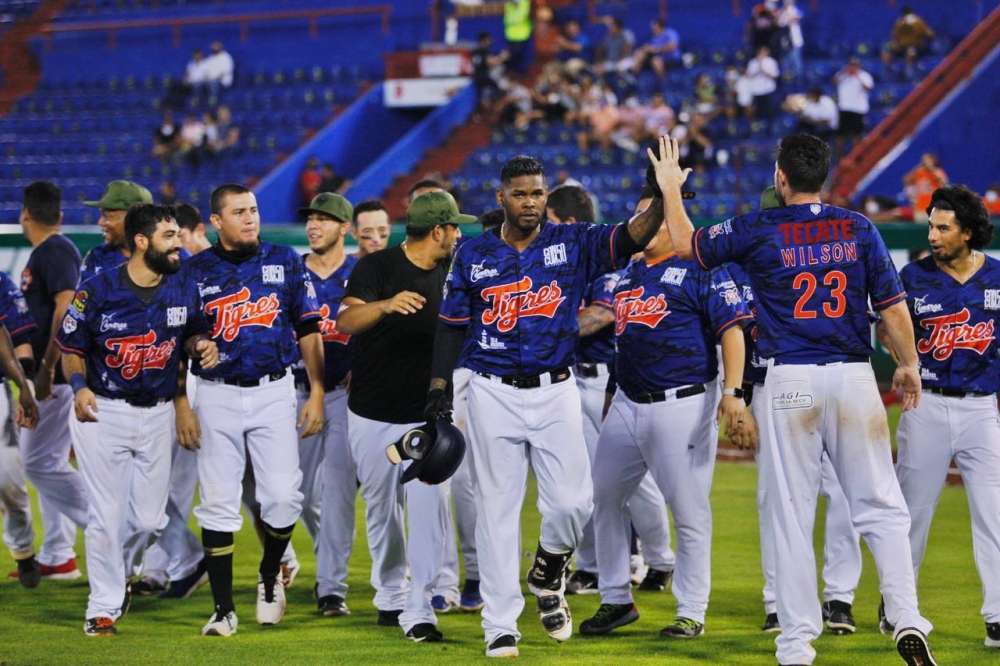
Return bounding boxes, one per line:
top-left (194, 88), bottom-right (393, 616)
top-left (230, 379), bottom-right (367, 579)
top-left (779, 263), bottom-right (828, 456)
top-left (725, 262), bottom-right (767, 385)
top-left (613, 255), bottom-right (750, 394)
top-left (693, 204), bottom-right (905, 364)
top-left (82, 243), bottom-right (192, 284)
top-left (440, 222), bottom-right (628, 376)
top-left (576, 270), bottom-right (623, 364)
top-left (900, 255), bottom-right (1000, 394)
top-left (185, 242), bottom-right (321, 381)
top-left (292, 254), bottom-right (357, 390)
top-left (55, 265), bottom-right (209, 401)
top-left (0, 270), bottom-right (37, 347)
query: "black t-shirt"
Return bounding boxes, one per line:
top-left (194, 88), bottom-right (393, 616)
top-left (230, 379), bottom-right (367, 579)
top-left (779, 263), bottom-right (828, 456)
top-left (345, 245), bottom-right (446, 424)
top-left (22, 233), bottom-right (82, 383)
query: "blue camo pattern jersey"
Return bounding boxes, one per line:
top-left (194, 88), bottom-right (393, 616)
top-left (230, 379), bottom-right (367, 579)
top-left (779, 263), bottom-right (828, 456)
top-left (440, 221), bottom-right (628, 376)
top-left (693, 204), bottom-right (905, 364)
top-left (291, 254), bottom-right (357, 390)
top-left (613, 255), bottom-right (751, 394)
top-left (725, 262), bottom-right (766, 385)
top-left (81, 243), bottom-right (191, 284)
top-left (576, 270), bottom-right (624, 365)
top-left (55, 264), bottom-right (209, 401)
top-left (0, 270), bottom-right (37, 346)
top-left (185, 242), bottom-right (322, 381)
top-left (900, 254), bottom-right (1000, 395)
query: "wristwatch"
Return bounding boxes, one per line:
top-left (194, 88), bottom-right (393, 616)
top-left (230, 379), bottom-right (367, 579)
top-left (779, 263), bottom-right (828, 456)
top-left (722, 387), bottom-right (744, 399)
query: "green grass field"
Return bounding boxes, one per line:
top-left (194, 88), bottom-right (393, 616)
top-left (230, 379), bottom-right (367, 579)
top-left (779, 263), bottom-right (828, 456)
top-left (0, 406), bottom-right (992, 665)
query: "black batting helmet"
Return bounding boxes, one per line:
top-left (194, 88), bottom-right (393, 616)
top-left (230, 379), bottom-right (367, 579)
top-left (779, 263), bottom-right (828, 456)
top-left (385, 417), bottom-right (467, 485)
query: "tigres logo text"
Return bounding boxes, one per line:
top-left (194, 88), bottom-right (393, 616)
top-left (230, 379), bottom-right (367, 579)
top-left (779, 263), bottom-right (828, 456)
top-left (917, 308), bottom-right (994, 361)
top-left (614, 287), bottom-right (670, 335)
top-left (318, 303), bottom-right (350, 344)
top-left (105, 330), bottom-right (177, 380)
top-left (481, 277), bottom-right (565, 333)
top-left (205, 287), bottom-right (281, 342)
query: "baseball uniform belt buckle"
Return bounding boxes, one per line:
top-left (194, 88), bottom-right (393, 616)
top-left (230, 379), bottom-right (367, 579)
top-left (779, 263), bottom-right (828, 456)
top-left (574, 363), bottom-right (607, 379)
top-left (225, 369), bottom-right (287, 387)
top-left (125, 396), bottom-right (169, 409)
top-left (506, 375), bottom-right (542, 389)
top-left (624, 389), bottom-right (665, 404)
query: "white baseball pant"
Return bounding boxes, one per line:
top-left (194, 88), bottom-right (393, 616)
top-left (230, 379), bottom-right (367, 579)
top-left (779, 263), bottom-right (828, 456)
top-left (20, 384), bottom-right (89, 566)
top-left (465, 372), bottom-right (593, 643)
top-left (759, 360), bottom-right (931, 665)
top-left (71, 397), bottom-right (173, 620)
top-left (896, 391), bottom-right (1000, 623)
top-left (575, 368), bottom-right (675, 575)
top-left (593, 384), bottom-right (718, 622)
top-left (0, 384), bottom-right (34, 560)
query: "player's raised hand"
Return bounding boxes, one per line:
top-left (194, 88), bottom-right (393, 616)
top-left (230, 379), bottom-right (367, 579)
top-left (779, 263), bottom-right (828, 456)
top-left (16, 387), bottom-right (38, 430)
top-left (646, 135), bottom-right (691, 196)
top-left (175, 401), bottom-right (201, 450)
top-left (298, 394), bottom-right (324, 437)
top-left (383, 291), bottom-right (426, 316)
top-left (892, 364), bottom-right (922, 412)
top-left (196, 339), bottom-right (220, 369)
top-left (74, 387), bottom-right (99, 423)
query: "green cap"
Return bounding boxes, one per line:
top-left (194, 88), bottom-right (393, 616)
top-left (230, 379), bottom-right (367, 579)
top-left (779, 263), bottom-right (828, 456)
top-left (760, 186), bottom-right (782, 210)
top-left (406, 191), bottom-right (477, 228)
top-left (298, 192), bottom-right (353, 222)
top-left (83, 180), bottom-right (153, 209)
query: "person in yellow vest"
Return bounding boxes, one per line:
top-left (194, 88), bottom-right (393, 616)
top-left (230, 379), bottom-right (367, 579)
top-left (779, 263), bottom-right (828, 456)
top-left (504, 0), bottom-right (533, 75)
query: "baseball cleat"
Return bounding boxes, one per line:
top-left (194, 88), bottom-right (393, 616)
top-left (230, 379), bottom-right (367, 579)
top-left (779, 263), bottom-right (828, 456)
top-left (822, 600), bottom-right (856, 635)
top-left (895, 627), bottom-right (938, 666)
top-left (121, 580), bottom-right (133, 619)
top-left (132, 577), bottom-right (167, 596)
top-left (84, 617), bottom-right (117, 637)
top-left (565, 570), bottom-right (599, 595)
top-left (485, 634), bottom-right (519, 658)
top-left (318, 594), bottom-right (350, 617)
top-left (431, 594), bottom-right (458, 613)
top-left (256, 575), bottom-right (286, 625)
top-left (580, 603), bottom-right (640, 635)
top-left (878, 597), bottom-right (895, 635)
top-left (660, 617), bottom-right (704, 639)
top-left (529, 585), bottom-right (573, 642)
top-left (986, 621), bottom-right (1000, 648)
top-left (638, 568), bottom-right (673, 592)
top-left (762, 613), bottom-right (781, 633)
top-left (8, 557), bottom-right (82, 581)
top-left (280, 559), bottom-right (301, 588)
top-left (202, 609), bottom-right (238, 637)
top-left (377, 609), bottom-right (402, 626)
top-left (630, 553), bottom-right (647, 586)
top-left (15, 556), bottom-right (41, 589)
top-left (160, 563), bottom-right (209, 600)
top-left (406, 623), bottom-right (444, 643)
top-left (460, 579), bottom-right (485, 612)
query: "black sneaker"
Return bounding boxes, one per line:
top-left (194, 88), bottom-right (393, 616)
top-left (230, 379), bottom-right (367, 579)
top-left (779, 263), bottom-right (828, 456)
top-left (822, 600), bottom-right (856, 635)
top-left (762, 612), bottom-right (780, 632)
top-left (318, 594), bottom-right (350, 617)
top-left (132, 577), bottom-right (166, 596)
top-left (580, 603), bottom-right (640, 635)
top-left (566, 570), bottom-right (599, 595)
top-left (895, 627), bottom-right (938, 666)
top-left (986, 621), bottom-right (1000, 648)
top-left (638, 568), bottom-right (673, 592)
top-left (160, 560), bottom-right (209, 600)
top-left (406, 622), bottom-right (443, 643)
top-left (378, 609), bottom-right (402, 626)
top-left (878, 597), bottom-right (895, 635)
top-left (485, 634), bottom-right (518, 658)
top-left (84, 617), bottom-right (117, 637)
top-left (16, 556), bottom-right (41, 589)
top-left (120, 580), bottom-right (133, 619)
top-left (660, 617), bottom-right (704, 638)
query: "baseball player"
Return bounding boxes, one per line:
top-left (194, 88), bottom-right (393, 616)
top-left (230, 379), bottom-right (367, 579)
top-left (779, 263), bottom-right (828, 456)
top-left (294, 193), bottom-right (359, 617)
top-left (337, 191), bottom-right (475, 643)
top-left (184, 183), bottom-right (325, 636)
top-left (16, 181), bottom-right (89, 582)
top-left (891, 185), bottom-right (1000, 649)
top-left (351, 200), bottom-right (392, 257)
top-left (427, 154), bottom-right (667, 658)
top-left (80, 180), bottom-right (155, 282)
top-left (581, 203), bottom-right (751, 638)
top-left (545, 184), bottom-right (676, 596)
top-left (735, 188), bottom-right (862, 635)
top-left (55, 203), bottom-right (219, 636)
top-left (655, 132), bottom-right (937, 666)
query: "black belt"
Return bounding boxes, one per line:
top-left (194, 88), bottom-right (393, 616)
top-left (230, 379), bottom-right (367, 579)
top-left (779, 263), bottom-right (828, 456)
top-left (208, 370), bottom-right (287, 388)
top-left (623, 383), bottom-right (706, 404)
top-left (574, 362), bottom-right (609, 378)
top-left (774, 356), bottom-right (869, 366)
top-left (476, 367), bottom-right (572, 389)
top-left (927, 387), bottom-right (993, 398)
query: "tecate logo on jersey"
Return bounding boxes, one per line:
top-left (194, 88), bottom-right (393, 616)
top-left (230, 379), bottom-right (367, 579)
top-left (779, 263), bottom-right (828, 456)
top-left (104, 331), bottom-right (177, 380)
top-left (613, 287), bottom-right (670, 335)
top-left (916, 308), bottom-right (994, 361)
top-left (470, 262), bottom-right (500, 283)
top-left (205, 287), bottom-right (281, 342)
top-left (318, 303), bottom-right (350, 344)
top-left (481, 277), bottom-right (565, 333)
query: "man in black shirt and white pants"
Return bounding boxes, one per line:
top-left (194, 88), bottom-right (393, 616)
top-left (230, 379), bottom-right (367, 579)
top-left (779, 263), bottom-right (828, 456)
top-left (337, 191), bottom-right (475, 643)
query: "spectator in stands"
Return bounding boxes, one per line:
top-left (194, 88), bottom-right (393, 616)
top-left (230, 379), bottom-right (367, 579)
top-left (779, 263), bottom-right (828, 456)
top-left (186, 48), bottom-right (209, 93)
top-left (203, 41), bottom-right (235, 97)
top-left (472, 32), bottom-right (507, 118)
top-left (778, 0), bottom-right (804, 82)
top-left (861, 194), bottom-right (913, 224)
top-left (834, 57), bottom-right (874, 157)
top-left (640, 91), bottom-right (675, 143)
top-left (158, 181), bottom-right (178, 206)
top-left (595, 17), bottom-right (635, 76)
top-left (795, 87), bottom-right (838, 140)
top-left (152, 111), bottom-right (179, 161)
top-left (723, 64), bottom-right (742, 120)
top-left (178, 113), bottom-right (207, 170)
top-left (503, 0), bottom-right (533, 75)
top-left (677, 111), bottom-right (714, 174)
top-left (207, 105), bottom-right (240, 157)
top-left (632, 18), bottom-right (681, 79)
top-left (319, 163), bottom-right (350, 195)
top-left (532, 70), bottom-right (576, 124)
top-left (746, 0), bottom-right (782, 54)
top-left (693, 73), bottom-right (721, 121)
top-left (300, 156), bottom-right (323, 207)
top-left (881, 5), bottom-right (935, 69)
top-left (350, 199), bottom-right (391, 256)
top-left (576, 82), bottom-right (620, 151)
top-left (555, 19), bottom-right (591, 66)
top-left (496, 80), bottom-right (542, 129)
top-left (744, 45), bottom-right (780, 119)
top-left (903, 152), bottom-right (948, 223)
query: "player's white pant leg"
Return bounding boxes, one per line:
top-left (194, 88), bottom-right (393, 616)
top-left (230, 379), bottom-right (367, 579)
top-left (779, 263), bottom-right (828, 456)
top-left (753, 394), bottom-right (778, 615)
top-left (818, 452), bottom-right (861, 605)
top-left (574, 372), bottom-right (606, 573)
top-left (401, 470), bottom-right (451, 632)
top-left (592, 392), bottom-right (647, 605)
top-left (0, 384), bottom-right (34, 560)
top-left (825, 363), bottom-right (929, 638)
top-left (295, 391), bottom-right (325, 549)
top-left (446, 366), bottom-right (477, 585)
top-left (347, 410), bottom-right (409, 611)
top-left (72, 398), bottom-right (172, 620)
top-left (642, 386), bottom-right (718, 624)
top-left (434, 497), bottom-right (460, 602)
top-left (629, 468), bottom-right (674, 571)
top-left (315, 389), bottom-right (357, 600)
